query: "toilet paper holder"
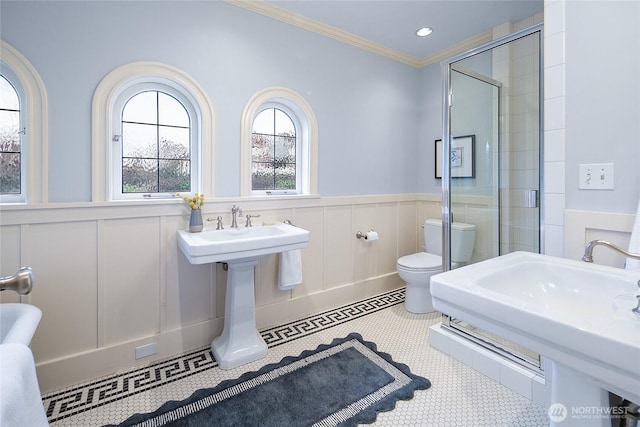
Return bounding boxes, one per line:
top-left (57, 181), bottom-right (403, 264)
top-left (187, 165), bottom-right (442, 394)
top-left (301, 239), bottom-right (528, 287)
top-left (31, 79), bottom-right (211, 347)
top-left (356, 230), bottom-right (379, 240)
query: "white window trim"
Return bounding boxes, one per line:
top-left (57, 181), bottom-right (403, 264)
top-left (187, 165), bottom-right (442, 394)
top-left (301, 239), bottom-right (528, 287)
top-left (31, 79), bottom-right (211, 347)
top-left (241, 87), bottom-right (318, 197)
top-left (252, 103), bottom-right (302, 195)
top-left (0, 40), bottom-right (48, 204)
top-left (111, 82), bottom-right (200, 200)
top-left (92, 62), bottom-right (215, 202)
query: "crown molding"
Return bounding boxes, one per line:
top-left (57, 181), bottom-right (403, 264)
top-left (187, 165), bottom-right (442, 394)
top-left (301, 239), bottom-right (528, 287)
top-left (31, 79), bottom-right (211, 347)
top-left (226, 0), bottom-right (494, 69)
top-left (226, 0), bottom-right (422, 68)
top-left (418, 30), bottom-right (493, 67)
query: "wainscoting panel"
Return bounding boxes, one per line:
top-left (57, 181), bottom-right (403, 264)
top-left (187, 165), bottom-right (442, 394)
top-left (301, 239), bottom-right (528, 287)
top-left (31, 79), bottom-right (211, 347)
top-left (27, 221), bottom-right (99, 362)
top-left (565, 209), bottom-right (635, 268)
top-left (102, 217), bottom-right (162, 346)
top-left (324, 205), bottom-right (354, 290)
top-left (0, 194), bottom-right (431, 393)
top-left (291, 206), bottom-right (325, 299)
top-left (0, 224), bottom-right (22, 304)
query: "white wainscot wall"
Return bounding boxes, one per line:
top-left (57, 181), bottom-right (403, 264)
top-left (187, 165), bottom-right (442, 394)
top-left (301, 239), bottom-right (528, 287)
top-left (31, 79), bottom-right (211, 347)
top-left (0, 194), bottom-right (443, 392)
top-left (564, 209), bottom-right (636, 268)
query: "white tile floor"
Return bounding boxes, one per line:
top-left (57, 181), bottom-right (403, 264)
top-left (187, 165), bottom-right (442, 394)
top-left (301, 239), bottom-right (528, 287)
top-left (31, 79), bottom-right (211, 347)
top-left (44, 289), bottom-right (549, 426)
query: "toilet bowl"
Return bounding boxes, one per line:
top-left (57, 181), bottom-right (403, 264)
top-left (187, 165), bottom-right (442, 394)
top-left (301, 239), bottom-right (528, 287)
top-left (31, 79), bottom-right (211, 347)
top-left (397, 219), bottom-right (475, 314)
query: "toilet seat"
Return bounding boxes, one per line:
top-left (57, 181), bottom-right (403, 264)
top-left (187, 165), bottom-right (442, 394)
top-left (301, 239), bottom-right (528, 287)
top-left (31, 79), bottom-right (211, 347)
top-left (397, 252), bottom-right (442, 272)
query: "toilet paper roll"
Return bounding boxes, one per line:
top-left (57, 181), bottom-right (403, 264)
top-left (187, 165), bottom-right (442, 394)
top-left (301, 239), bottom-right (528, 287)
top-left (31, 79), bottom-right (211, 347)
top-left (365, 231), bottom-right (379, 241)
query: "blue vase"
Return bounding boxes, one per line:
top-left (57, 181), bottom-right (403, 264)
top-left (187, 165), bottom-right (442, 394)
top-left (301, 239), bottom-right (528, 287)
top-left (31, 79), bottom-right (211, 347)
top-left (189, 209), bottom-right (203, 232)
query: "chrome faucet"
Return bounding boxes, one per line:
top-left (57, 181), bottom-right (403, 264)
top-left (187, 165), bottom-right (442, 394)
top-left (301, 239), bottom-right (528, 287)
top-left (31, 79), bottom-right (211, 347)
top-left (245, 214), bottom-right (261, 227)
top-left (582, 240), bottom-right (640, 263)
top-left (0, 266), bottom-right (34, 295)
top-left (231, 205), bottom-right (242, 228)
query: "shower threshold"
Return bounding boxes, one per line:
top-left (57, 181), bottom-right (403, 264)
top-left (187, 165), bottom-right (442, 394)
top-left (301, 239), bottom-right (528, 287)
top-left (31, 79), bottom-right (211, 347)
top-left (441, 314), bottom-right (543, 375)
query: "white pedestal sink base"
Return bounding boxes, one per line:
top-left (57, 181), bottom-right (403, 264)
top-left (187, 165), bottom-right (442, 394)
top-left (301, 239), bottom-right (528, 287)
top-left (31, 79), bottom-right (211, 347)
top-left (548, 360), bottom-right (610, 427)
top-left (211, 257), bottom-right (267, 370)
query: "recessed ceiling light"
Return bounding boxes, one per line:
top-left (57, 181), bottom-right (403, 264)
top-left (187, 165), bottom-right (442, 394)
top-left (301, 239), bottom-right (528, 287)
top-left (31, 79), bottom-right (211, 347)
top-left (416, 27), bottom-right (433, 37)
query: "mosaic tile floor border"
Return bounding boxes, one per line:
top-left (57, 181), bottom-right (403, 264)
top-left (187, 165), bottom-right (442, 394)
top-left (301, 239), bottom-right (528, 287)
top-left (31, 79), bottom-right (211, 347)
top-left (42, 288), bottom-right (405, 423)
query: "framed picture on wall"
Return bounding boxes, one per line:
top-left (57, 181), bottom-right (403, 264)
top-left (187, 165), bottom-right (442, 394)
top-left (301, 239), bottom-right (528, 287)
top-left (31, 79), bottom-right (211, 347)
top-left (435, 135), bottom-right (476, 179)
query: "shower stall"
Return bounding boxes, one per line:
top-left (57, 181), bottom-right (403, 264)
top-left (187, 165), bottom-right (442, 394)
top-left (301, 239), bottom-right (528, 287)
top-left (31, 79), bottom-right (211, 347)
top-left (439, 24), bottom-right (544, 371)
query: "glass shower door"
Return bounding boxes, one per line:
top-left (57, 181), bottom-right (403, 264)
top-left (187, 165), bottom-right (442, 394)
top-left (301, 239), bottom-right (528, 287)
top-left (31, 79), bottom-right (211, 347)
top-left (444, 29), bottom-right (542, 369)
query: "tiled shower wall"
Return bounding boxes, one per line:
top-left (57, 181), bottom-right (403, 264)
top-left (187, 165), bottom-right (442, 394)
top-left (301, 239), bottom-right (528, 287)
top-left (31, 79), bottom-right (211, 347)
top-left (493, 16), bottom-right (543, 255)
top-left (0, 193), bottom-right (450, 393)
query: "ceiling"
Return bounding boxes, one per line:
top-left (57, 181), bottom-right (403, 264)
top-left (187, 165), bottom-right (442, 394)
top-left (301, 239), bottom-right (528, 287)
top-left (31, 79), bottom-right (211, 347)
top-left (261, 0), bottom-right (543, 61)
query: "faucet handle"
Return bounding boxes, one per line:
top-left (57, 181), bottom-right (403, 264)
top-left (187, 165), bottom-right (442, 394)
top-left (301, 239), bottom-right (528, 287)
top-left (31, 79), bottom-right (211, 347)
top-left (245, 214), bottom-right (261, 227)
top-left (216, 216), bottom-right (224, 230)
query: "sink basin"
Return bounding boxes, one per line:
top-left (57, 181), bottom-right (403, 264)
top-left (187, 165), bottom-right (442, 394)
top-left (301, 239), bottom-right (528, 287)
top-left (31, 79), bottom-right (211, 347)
top-left (0, 303), bottom-right (42, 345)
top-left (177, 222), bottom-right (310, 264)
top-left (431, 251), bottom-right (640, 420)
top-left (177, 221), bottom-right (310, 370)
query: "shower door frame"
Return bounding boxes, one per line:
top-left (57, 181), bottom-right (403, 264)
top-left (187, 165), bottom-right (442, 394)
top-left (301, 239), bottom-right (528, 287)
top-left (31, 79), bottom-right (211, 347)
top-left (440, 23), bottom-right (545, 372)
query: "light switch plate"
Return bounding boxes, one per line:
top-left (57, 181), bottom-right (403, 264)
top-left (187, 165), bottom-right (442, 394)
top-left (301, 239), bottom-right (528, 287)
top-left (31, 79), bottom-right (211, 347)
top-left (579, 163), bottom-right (614, 190)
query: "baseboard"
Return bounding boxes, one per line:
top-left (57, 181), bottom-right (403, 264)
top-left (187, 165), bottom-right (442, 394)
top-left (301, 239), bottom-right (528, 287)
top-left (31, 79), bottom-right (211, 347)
top-left (36, 275), bottom-right (404, 394)
top-left (429, 323), bottom-right (550, 407)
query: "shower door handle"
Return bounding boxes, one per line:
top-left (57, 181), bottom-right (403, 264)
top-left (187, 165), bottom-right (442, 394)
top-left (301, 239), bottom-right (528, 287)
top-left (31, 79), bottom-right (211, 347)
top-left (524, 190), bottom-right (539, 208)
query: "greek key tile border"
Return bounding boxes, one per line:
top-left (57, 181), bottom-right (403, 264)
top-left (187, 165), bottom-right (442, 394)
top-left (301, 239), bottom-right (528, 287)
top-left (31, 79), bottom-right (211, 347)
top-left (43, 288), bottom-right (405, 423)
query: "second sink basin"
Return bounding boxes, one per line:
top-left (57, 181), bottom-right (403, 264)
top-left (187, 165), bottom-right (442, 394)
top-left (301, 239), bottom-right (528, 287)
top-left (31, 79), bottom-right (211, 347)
top-left (177, 222), bottom-right (310, 264)
top-left (430, 251), bottom-right (640, 404)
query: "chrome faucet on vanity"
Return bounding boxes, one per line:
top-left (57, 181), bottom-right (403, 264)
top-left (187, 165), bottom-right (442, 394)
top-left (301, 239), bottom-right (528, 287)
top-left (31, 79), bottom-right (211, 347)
top-left (230, 205), bottom-right (242, 228)
top-left (581, 239), bottom-right (640, 263)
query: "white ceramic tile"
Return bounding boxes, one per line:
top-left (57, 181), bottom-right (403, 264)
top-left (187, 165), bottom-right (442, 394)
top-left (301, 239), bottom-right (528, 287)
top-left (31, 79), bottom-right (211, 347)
top-left (544, 64), bottom-right (565, 100)
top-left (500, 360), bottom-right (535, 400)
top-left (471, 348), bottom-right (502, 382)
top-left (544, 97), bottom-right (565, 131)
top-left (544, 0), bottom-right (565, 37)
top-left (428, 324), bottom-right (450, 355)
top-left (544, 161), bottom-right (565, 194)
top-left (543, 224), bottom-right (565, 257)
top-left (532, 375), bottom-right (550, 407)
top-left (449, 336), bottom-right (474, 366)
top-left (544, 193), bottom-right (565, 226)
top-left (544, 129), bottom-right (565, 162)
top-left (544, 32), bottom-right (565, 68)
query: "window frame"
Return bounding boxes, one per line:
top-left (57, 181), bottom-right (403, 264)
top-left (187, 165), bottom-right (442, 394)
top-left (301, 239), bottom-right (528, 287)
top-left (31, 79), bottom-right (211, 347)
top-left (241, 87), bottom-right (318, 197)
top-left (92, 61), bottom-right (215, 202)
top-left (0, 69), bottom-right (26, 203)
top-left (0, 40), bottom-right (48, 204)
top-left (251, 103), bottom-right (302, 195)
top-left (111, 82), bottom-right (199, 200)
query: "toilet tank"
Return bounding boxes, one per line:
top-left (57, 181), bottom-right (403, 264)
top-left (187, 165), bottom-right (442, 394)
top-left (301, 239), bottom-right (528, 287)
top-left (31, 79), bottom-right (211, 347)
top-left (423, 219), bottom-right (476, 262)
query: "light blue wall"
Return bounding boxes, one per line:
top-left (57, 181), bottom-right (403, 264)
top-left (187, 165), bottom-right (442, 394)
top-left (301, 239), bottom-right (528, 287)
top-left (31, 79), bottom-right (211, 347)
top-left (4, 1), bottom-right (638, 213)
top-left (0, 1), bottom-right (421, 201)
top-left (565, 0), bottom-right (640, 214)
top-left (418, 62), bottom-right (443, 195)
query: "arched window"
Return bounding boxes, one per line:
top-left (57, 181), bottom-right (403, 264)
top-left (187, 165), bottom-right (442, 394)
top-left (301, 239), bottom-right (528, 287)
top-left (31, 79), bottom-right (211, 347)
top-left (0, 40), bottom-right (48, 204)
top-left (113, 86), bottom-right (196, 198)
top-left (241, 87), bottom-right (318, 196)
top-left (92, 62), bottom-right (215, 201)
top-left (0, 73), bottom-right (24, 202)
top-left (251, 106), bottom-right (299, 193)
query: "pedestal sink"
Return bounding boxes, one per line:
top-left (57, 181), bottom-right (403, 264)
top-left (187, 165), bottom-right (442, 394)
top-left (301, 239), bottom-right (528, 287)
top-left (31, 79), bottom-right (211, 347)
top-left (178, 222), bottom-right (309, 369)
top-left (430, 252), bottom-right (640, 427)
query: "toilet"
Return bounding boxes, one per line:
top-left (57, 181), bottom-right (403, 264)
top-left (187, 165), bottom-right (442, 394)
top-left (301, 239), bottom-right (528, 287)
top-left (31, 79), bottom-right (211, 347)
top-left (397, 219), bottom-right (476, 314)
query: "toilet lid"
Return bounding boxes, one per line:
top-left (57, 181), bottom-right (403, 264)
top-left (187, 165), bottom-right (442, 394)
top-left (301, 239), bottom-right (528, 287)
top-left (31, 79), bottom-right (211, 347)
top-left (397, 252), bottom-right (442, 270)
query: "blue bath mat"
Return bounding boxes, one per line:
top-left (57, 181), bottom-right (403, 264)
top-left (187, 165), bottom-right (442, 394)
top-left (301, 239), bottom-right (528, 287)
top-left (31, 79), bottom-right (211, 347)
top-left (106, 333), bottom-right (430, 427)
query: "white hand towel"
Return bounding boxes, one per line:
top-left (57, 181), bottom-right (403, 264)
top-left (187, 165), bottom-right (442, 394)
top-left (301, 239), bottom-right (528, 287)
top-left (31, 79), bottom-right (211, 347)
top-left (278, 250), bottom-right (302, 291)
top-left (0, 343), bottom-right (49, 427)
top-left (625, 198), bottom-right (640, 271)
